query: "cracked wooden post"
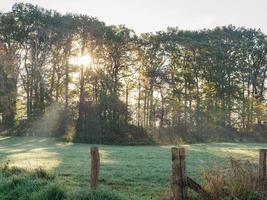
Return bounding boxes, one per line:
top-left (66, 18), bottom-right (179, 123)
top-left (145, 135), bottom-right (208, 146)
top-left (90, 147), bottom-right (100, 189)
top-left (259, 149), bottom-right (267, 200)
top-left (171, 147), bottom-right (187, 200)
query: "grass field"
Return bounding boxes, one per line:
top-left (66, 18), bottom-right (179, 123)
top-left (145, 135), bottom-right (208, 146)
top-left (0, 136), bottom-right (266, 199)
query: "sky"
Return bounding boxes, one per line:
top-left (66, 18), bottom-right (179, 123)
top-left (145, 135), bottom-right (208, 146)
top-left (1, 0), bottom-right (267, 34)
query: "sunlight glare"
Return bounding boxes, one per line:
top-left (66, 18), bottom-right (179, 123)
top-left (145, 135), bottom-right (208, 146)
top-left (69, 54), bottom-right (92, 66)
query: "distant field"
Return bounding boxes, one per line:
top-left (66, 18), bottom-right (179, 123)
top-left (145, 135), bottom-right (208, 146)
top-left (0, 137), bottom-right (265, 200)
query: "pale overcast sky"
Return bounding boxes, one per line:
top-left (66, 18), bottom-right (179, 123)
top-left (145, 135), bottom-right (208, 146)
top-left (1, 0), bottom-right (267, 34)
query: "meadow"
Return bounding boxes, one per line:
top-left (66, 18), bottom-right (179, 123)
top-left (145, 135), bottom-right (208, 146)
top-left (0, 136), bottom-right (265, 200)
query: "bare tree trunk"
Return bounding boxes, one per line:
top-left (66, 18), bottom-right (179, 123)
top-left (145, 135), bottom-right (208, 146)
top-left (137, 78), bottom-right (141, 127)
top-left (143, 89), bottom-right (147, 128)
top-left (65, 59), bottom-right (69, 108)
top-left (149, 82), bottom-right (154, 129)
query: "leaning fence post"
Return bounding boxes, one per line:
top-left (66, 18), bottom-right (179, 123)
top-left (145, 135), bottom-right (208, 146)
top-left (90, 147), bottom-right (100, 189)
top-left (171, 147), bottom-right (187, 200)
top-left (259, 149), bottom-right (267, 200)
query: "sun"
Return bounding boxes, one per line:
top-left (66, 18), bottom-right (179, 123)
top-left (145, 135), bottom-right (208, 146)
top-left (69, 54), bottom-right (92, 66)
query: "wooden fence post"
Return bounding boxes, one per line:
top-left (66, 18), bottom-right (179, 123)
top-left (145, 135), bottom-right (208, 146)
top-left (171, 147), bottom-right (187, 200)
top-left (259, 149), bottom-right (267, 200)
top-left (90, 147), bottom-right (100, 189)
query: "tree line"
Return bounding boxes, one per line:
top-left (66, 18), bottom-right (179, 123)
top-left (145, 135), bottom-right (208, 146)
top-left (0, 3), bottom-right (266, 143)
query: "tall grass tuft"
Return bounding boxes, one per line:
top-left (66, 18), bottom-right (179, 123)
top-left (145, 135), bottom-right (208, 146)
top-left (0, 163), bottom-right (66, 200)
top-left (32, 183), bottom-right (66, 200)
top-left (203, 157), bottom-right (261, 200)
top-left (73, 188), bottom-right (124, 200)
top-left (0, 163), bottom-right (122, 200)
top-left (33, 167), bottom-right (54, 180)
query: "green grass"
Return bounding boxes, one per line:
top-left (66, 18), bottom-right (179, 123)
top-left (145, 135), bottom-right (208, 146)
top-left (0, 166), bottom-right (66, 200)
top-left (0, 136), bottom-right (266, 199)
